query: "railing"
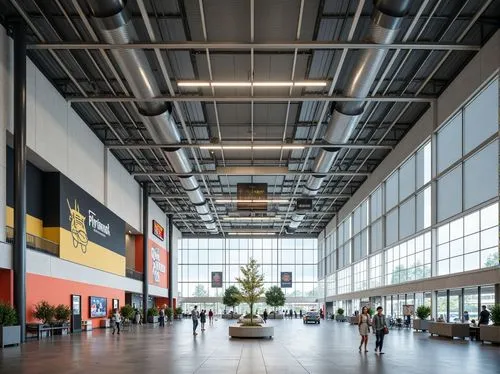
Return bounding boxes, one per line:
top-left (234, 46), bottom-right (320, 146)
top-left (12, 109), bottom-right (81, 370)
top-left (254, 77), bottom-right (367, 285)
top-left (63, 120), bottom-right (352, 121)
top-left (5, 226), bottom-right (60, 257)
top-left (126, 268), bottom-right (143, 281)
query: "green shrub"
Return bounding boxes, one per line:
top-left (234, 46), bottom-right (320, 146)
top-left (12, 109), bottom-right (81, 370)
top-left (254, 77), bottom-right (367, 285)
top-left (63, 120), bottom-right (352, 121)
top-left (416, 305), bottom-right (431, 320)
top-left (54, 304), bottom-right (71, 323)
top-left (165, 307), bottom-right (173, 320)
top-left (490, 304), bottom-right (500, 326)
top-left (33, 300), bottom-right (55, 325)
top-left (147, 306), bottom-right (159, 317)
top-left (0, 302), bottom-right (18, 326)
top-left (336, 308), bottom-right (344, 315)
top-left (120, 304), bottom-right (135, 320)
top-left (174, 307), bottom-right (183, 316)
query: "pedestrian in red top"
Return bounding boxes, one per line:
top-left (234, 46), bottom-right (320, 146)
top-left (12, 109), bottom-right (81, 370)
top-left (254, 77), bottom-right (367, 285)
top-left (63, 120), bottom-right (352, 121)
top-left (208, 309), bottom-right (214, 325)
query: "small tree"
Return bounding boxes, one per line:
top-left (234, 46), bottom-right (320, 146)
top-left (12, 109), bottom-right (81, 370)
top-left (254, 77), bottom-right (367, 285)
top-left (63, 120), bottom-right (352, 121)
top-left (33, 301), bottom-right (55, 325)
top-left (236, 258), bottom-right (264, 326)
top-left (265, 286), bottom-right (286, 317)
top-left (336, 308), bottom-right (344, 316)
top-left (223, 285), bottom-right (241, 313)
top-left (490, 304), bottom-right (500, 326)
top-left (54, 304), bottom-right (71, 324)
top-left (120, 304), bottom-right (135, 321)
top-left (416, 305), bottom-right (431, 320)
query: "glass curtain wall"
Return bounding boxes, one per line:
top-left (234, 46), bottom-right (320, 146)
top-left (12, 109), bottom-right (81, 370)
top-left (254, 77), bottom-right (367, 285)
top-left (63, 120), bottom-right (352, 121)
top-left (178, 237), bottom-right (318, 300)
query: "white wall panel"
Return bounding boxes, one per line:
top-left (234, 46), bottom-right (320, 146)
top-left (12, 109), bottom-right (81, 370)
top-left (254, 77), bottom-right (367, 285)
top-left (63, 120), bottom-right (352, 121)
top-left (67, 109), bottom-right (104, 202)
top-left (106, 151), bottom-right (141, 230)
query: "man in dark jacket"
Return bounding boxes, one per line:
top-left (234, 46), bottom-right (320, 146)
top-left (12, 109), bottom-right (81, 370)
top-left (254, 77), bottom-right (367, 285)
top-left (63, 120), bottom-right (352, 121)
top-left (478, 305), bottom-right (490, 326)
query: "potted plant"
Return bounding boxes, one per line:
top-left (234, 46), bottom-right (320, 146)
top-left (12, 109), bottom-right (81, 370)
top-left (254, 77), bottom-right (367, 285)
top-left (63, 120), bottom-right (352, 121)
top-left (335, 308), bottom-right (345, 322)
top-left (174, 307), bottom-right (183, 320)
top-left (33, 300), bottom-right (55, 326)
top-left (480, 304), bottom-right (500, 344)
top-left (165, 307), bottom-right (173, 322)
top-left (147, 306), bottom-right (159, 324)
top-left (53, 304), bottom-right (71, 334)
top-left (265, 286), bottom-right (286, 319)
top-left (414, 305), bottom-right (431, 332)
top-left (0, 302), bottom-right (20, 348)
top-left (223, 286), bottom-right (241, 318)
top-left (120, 304), bottom-right (135, 322)
top-left (228, 259), bottom-right (273, 338)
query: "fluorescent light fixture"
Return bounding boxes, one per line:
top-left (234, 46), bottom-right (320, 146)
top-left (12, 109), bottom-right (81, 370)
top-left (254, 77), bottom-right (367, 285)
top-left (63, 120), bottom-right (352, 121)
top-left (177, 81), bottom-right (210, 87)
top-left (294, 81), bottom-right (328, 86)
top-left (211, 82), bottom-right (252, 87)
top-left (216, 199), bottom-right (289, 204)
top-left (177, 80), bottom-right (327, 88)
top-left (252, 145), bottom-right (304, 150)
top-left (223, 216), bottom-right (282, 221)
top-left (200, 144), bottom-right (303, 150)
top-left (228, 232), bottom-right (277, 236)
top-left (253, 82), bottom-right (294, 87)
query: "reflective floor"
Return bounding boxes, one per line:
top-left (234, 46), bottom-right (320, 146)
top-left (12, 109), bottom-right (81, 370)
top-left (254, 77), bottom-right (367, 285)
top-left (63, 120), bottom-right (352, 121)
top-left (1, 318), bottom-right (499, 373)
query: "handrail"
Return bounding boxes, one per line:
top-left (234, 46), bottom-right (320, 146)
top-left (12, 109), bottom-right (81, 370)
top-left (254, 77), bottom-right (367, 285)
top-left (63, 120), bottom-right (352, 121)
top-left (5, 226), bottom-right (59, 257)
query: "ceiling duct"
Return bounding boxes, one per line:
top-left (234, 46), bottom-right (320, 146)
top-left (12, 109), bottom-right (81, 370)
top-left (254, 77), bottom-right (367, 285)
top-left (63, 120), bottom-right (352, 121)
top-left (288, 0), bottom-right (411, 233)
top-left (86, 0), bottom-right (217, 233)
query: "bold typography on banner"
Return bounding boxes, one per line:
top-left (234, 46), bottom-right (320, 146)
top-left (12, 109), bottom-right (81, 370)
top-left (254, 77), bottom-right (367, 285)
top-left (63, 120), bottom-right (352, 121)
top-left (152, 247), bottom-right (166, 283)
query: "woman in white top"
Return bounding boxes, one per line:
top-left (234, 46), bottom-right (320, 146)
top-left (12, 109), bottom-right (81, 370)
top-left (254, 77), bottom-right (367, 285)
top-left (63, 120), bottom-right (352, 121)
top-left (112, 309), bottom-right (121, 335)
top-left (358, 306), bottom-right (371, 352)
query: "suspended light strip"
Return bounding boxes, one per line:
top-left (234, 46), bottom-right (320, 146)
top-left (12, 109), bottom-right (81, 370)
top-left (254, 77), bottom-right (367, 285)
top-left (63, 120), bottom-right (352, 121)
top-left (177, 80), bottom-right (327, 87)
top-left (215, 199), bottom-right (289, 204)
top-left (227, 232), bottom-right (277, 236)
top-left (223, 216), bottom-right (282, 221)
top-left (199, 145), bottom-right (304, 150)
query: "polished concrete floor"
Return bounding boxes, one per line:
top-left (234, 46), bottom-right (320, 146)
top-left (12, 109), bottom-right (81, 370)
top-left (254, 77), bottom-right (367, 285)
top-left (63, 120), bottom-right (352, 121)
top-left (1, 318), bottom-right (499, 373)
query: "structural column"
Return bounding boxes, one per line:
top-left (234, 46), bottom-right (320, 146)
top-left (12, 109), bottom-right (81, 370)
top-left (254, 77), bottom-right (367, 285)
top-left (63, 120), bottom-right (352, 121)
top-left (167, 214), bottom-right (173, 306)
top-left (142, 182), bottom-right (149, 320)
top-left (13, 21), bottom-right (27, 343)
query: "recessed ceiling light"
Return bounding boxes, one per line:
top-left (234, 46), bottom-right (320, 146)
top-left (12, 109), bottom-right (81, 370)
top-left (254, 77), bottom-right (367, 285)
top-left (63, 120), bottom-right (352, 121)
top-left (253, 82), bottom-right (294, 87)
top-left (211, 82), bottom-right (252, 87)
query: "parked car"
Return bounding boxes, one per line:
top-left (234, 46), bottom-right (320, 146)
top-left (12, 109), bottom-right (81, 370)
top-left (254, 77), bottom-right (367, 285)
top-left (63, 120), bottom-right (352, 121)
top-left (303, 311), bottom-right (320, 324)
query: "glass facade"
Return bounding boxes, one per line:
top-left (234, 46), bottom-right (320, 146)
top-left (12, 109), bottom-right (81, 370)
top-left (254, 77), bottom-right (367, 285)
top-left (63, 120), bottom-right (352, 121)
top-left (318, 76), bottom-right (499, 304)
top-left (178, 237), bottom-right (318, 299)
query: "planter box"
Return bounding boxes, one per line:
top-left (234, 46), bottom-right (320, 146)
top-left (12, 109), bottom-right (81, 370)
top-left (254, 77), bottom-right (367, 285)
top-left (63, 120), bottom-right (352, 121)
top-left (428, 322), bottom-right (469, 339)
top-left (335, 315), bottom-right (346, 322)
top-left (147, 315), bottom-right (159, 324)
top-left (480, 325), bottom-right (500, 344)
top-left (413, 319), bottom-right (430, 332)
top-left (229, 325), bottom-right (274, 339)
top-left (1, 326), bottom-right (21, 348)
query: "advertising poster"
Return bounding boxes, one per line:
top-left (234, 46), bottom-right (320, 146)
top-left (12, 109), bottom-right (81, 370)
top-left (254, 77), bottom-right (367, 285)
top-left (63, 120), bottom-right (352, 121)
top-left (152, 220), bottom-right (165, 241)
top-left (72, 295), bottom-right (81, 315)
top-left (403, 305), bottom-right (414, 316)
top-left (211, 272), bottom-right (223, 288)
top-left (281, 272), bottom-right (292, 288)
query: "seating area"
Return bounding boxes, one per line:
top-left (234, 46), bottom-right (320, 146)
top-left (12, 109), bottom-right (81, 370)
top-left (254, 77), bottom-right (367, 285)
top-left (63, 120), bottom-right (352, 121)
top-left (26, 324), bottom-right (70, 340)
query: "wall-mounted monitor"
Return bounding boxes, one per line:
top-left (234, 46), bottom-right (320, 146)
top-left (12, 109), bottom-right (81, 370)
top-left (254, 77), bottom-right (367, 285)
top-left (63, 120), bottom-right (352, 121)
top-left (89, 296), bottom-right (107, 318)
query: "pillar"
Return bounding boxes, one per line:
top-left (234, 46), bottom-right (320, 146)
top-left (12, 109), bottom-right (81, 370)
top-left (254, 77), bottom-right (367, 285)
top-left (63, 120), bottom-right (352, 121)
top-left (13, 21), bottom-right (27, 343)
top-left (167, 214), bottom-right (173, 306)
top-left (142, 182), bottom-right (149, 320)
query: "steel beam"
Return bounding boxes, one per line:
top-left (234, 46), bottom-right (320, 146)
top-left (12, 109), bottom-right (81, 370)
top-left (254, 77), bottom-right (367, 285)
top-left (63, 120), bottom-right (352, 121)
top-left (27, 41), bottom-right (480, 51)
top-left (105, 143), bottom-right (393, 150)
top-left (132, 170), bottom-right (370, 177)
top-left (149, 194), bottom-right (351, 199)
top-left (142, 182), bottom-right (149, 321)
top-left (67, 95), bottom-right (435, 103)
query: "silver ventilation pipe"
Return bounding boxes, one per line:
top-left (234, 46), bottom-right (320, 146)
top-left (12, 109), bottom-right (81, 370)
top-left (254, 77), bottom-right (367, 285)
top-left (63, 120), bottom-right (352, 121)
top-left (86, 0), bottom-right (217, 233)
top-left (288, 0), bottom-right (411, 233)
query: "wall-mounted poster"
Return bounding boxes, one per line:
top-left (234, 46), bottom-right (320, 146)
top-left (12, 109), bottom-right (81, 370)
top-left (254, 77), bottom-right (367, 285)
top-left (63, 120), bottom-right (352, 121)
top-left (281, 272), bottom-right (292, 288)
top-left (113, 299), bottom-right (119, 310)
top-left (71, 294), bottom-right (82, 333)
top-left (211, 272), bottom-right (223, 288)
top-left (89, 296), bottom-right (107, 318)
top-left (403, 305), bottom-right (414, 316)
top-left (152, 220), bottom-right (165, 241)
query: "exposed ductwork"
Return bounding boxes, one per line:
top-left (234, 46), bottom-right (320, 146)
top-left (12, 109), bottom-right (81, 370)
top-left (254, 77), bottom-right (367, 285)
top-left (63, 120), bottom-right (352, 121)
top-left (86, 0), bottom-right (218, 233)
top-left (288, 0), bottom-right (411, 233)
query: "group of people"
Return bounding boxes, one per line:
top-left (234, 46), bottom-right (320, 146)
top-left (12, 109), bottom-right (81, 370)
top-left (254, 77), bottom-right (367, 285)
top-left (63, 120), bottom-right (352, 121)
top-left (357, 306), bottom-right (388, 355)
top-left (463, 305), bottom-right (491, 326)
top-left (191, 306), bottom-right (215, 336)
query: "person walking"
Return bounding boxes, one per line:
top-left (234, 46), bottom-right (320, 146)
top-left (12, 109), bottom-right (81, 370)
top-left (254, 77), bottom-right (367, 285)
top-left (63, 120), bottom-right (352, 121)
top-left (263, 309), bottom-right (268, 323)
top-left (192, 305), bottom-right (200, 336)
top-left (200, 309), bottom-right (207, 331)
top-left (208, 309), bottom-right (214, 325)
top-left (289, 309), bottom-right (293, 320)
top-left (478, 305), bottom-right (490, 326)
top-left (358, 306), bottom-right (371, 352)
top-left (373, 306), bottom-right (388, 355)
top-left (159, 307), bottom-right (165, 327)
top-left (112, 308), bottom-right (121, 335)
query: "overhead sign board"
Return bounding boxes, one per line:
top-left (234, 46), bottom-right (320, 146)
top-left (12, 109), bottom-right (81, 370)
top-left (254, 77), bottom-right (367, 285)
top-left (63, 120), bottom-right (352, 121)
top-left (296, 198), bottom-right (313, 211)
